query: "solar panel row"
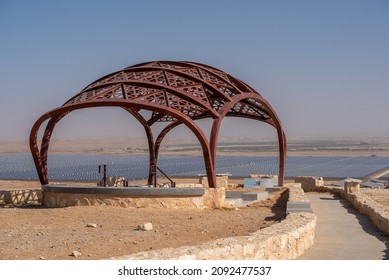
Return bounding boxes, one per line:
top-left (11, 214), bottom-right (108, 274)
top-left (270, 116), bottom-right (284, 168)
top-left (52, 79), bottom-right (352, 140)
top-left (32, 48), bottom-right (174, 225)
top-left (0, 154), bottom-right (388, 181)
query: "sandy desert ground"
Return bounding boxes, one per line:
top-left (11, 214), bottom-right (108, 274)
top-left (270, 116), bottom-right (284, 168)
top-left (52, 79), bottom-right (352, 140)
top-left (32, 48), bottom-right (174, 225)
top-left (0, 179), bottom-right (287, 260)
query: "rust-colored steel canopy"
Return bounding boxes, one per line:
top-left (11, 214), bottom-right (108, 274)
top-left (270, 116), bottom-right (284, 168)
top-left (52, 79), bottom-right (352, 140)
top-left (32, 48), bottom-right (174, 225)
top-left (30, 61), bottom-right (286, 188)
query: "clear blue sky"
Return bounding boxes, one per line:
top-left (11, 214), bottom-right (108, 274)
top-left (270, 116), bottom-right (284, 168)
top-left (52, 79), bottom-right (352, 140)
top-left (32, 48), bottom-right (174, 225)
top-left (1, 0), bottom-right (388, 142)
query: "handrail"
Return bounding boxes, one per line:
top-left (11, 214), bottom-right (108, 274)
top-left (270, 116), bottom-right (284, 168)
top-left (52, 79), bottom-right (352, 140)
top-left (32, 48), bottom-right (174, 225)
top-left (156, 166), bottom-right (176, 188)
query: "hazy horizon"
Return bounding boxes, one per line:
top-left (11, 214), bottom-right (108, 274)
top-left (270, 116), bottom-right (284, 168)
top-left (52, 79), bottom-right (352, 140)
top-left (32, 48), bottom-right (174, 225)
top-left (1, 133), bottom-right (389, 144)
top-left (1, 0), bottom-right (388, 143)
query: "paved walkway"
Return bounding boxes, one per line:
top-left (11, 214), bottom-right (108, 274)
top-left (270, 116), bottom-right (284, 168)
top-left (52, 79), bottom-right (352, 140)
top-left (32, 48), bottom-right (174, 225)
top-left (297, 193), bottom-right (389, 260)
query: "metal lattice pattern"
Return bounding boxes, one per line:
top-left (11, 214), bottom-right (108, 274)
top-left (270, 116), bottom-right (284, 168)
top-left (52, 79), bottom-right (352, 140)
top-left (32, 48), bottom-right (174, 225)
top-left (30, 61), bottom-right (286, 188)
top-left (65, 61), bottom-right (269, 121)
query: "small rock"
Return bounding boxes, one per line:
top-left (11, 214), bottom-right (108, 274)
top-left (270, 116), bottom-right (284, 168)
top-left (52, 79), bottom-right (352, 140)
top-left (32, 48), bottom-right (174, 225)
top-left (39, 256), bottom-right (45, 260)
top-left (86, 223), bottom-right (98, 228)
top-left (69, 250), bottom-right (81, 258)
top-left (138, 222), bottom-right (153, 231)
top-left (133, 241), bottom-right (139, 244)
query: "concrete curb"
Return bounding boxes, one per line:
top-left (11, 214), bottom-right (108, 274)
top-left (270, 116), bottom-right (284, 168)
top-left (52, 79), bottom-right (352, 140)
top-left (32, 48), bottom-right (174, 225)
top-left (42, 184), bottom-right (205, 196)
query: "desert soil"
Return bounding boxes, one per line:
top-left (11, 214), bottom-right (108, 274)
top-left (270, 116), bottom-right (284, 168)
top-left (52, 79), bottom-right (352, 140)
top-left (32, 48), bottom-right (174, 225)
top-left (361, 188), bottom-right (389, 207)
top-left (0, 180), bottom-right (287, 260)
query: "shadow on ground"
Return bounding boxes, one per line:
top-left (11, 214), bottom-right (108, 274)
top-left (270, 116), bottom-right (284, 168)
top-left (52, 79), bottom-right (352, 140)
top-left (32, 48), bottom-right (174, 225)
top-left (337, 195), bottom-right (389, 260)
top-left (264, 189), bottom-right (288, 222)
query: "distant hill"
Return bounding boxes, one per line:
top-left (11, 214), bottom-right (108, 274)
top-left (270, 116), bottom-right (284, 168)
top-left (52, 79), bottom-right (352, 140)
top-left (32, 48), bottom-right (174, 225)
top-left (1, 137), bottom-right (389, 156)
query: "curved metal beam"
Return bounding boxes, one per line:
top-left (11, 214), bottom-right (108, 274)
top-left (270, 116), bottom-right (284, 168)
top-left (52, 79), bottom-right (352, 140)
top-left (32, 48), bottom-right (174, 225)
top-left (182, 61), bottom-right (251, 93)
top-left (30, 100), bottom-right (216, 187)
top-left (39, 112), bottom-right (69, 184)
top-left (209, 93), bottom-right (286, 186)
top-left (122, 108), bottom-right (156, 187)
top-left (67, 81), bottom-right (219, 118)
top-left (154, 120), bottom-right (182, 162)
top-left (124, 61), bottom-right (238, 98)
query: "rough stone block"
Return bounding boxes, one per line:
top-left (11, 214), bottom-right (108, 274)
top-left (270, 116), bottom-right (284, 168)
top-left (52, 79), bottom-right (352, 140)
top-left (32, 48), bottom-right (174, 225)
top-left (295, 176), bottom-right (324, 191)
top-left (97, 176), bottom-right (126, 187)
top-left (138, 222), bottom-right (153, 231)
top-left (199, 175), bottom-right (228, 188)
top-left (344, 180), bottom-right (360, 194)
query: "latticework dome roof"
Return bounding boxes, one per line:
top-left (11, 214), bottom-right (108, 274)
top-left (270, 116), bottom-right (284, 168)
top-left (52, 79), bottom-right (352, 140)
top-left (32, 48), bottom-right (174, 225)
top-left (65, 61), bottom-right (273, 123)
top-left (30, 61), bottom-right (286, 187)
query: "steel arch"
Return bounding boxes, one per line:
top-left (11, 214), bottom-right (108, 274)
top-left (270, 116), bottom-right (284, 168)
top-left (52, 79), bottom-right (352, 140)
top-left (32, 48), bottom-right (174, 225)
top-left (30, 61), bottom-right (286, 187)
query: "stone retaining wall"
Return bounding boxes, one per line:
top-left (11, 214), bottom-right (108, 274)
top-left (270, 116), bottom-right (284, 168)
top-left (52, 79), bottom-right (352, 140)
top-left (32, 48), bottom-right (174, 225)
top-left (286, 183), bottom-right (310, 202)
top-left (0, 189), bottom-right (42, 205)
top-left (296, 176), bottom-right (341, 194)
top-left (43, 187), bottom-right (226, 209)
top-left (111, 183), bottom-right (317, 260)
top-left (342, 182), bottom-right (389, 235)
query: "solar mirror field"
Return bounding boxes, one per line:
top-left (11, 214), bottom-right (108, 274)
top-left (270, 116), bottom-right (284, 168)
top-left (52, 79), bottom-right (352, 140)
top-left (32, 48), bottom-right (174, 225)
top-left (0, 154), bottom-right (388, 181)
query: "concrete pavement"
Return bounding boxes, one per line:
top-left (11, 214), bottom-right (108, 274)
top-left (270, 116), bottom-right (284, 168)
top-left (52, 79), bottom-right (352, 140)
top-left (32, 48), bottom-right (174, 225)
top-left (297, 193), bottom-right (389, 260)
